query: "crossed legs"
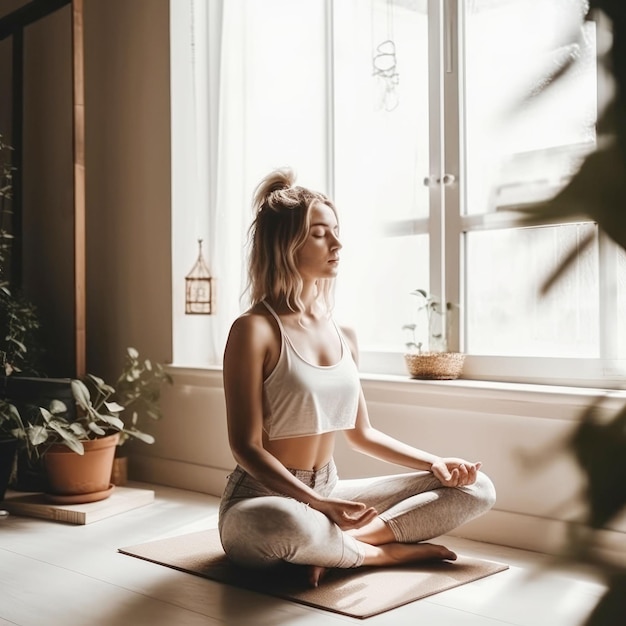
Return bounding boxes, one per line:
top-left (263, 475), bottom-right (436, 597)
top-left (219, 469), bottom-right (496, 586)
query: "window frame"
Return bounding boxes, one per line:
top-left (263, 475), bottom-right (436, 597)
top-left (354, 0), bottom-right (625, 388)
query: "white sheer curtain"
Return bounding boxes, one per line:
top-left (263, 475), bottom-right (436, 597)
top-left (171, 0), bottom-right (329, 367)
top-left (171, 0), bottom-right (248, 366)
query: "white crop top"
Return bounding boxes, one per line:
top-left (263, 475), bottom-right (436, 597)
top-left (262, 301), bottom-right (361, 440)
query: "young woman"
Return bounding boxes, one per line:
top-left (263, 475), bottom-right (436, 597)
top-left (219, 168), bottom-right (496, 587)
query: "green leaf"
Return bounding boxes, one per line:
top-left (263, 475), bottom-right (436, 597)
top-left (39, 407), bottom-right (53, 423)
top-left (8, 403), bottom-right (21, 420)
top-left (583, 576), bottom-right (626, 626)
top-left (47, 422), bottom-right (85, 455)
top-left (515, 142), bottom-right (626, 293)
top-left (104, 401), bottom-right (125, 413)
top-left (571, 404), bottom-right (626, 529)
top-left (87, 373), bottom-right (105, 387)
top-left (49, 399), bottom-right (67, 415)
top-left (71, 379), bottom-right (92, 410)
top-left (97, 413), bottom-right (124, 431)
top-left (27, 424), bottom-right (48, 446)
top-left (87, 422), bottom-right (106, 436)
top-left (69, 422), bottom-right (89, 438)
top-left (87, 374), bottom-right (115, 395)
top-left (7, 337), bottom-right (26, 351)
top-left (128, 430), bottom-right (155, 445)
top-left (58, 437), bottom-right (84, 455)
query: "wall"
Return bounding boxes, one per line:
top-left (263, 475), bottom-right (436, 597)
top-left (83, 0), bottom-right (172, 379)
top-left (132, 368), bottom-right (626, 554)
top-left (0, 0), bottom-right (173, 378)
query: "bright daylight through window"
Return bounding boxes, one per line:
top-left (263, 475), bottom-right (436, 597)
top-left (171, 0), bottom-right (620, 387)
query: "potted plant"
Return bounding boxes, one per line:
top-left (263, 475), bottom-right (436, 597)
top-left (0, 398), bottom-right (28, 502)
top-left (25, 347), bottom-right (171, 503)
top-left (402, 288), bottom-right (464, 380)
top-left (108, 346), bottom-right (173, 485)
top-left (0, 135), bottom-right (51, 492)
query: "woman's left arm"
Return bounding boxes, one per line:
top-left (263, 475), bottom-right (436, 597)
top-left (344, 392), bottom-right (481, 487)
top-left (341, 325), bottom-right (481, 488)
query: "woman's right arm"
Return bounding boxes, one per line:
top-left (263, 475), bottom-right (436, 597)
top-left (223, 314), bottom-right (376, 528)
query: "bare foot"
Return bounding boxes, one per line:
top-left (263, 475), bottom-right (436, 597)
top-left (307, 543), bottom-right (455, 586)
top-left (307, 564), bottom-right (329, 587)
top-left (364, 542), bottom-right (457, 567)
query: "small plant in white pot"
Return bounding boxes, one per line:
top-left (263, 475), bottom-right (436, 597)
top-left (402, 289), bottom-right (465, 380)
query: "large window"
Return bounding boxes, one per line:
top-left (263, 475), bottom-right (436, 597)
top-left (171, 0), bottom-right (621, 387)
top-left (462, 0), bottom-right (601, 362)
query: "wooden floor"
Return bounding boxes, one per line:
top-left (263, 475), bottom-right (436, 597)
top-left (0, 482), bottom-right (606, 626)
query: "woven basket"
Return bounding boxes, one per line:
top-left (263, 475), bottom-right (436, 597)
top-left (404, 352), bottom-right (465, 380)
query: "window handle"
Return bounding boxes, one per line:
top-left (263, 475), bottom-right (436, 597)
top-left (423, 174), bottom-right (456, 187)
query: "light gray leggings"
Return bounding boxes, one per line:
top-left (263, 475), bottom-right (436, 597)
top-left (218, 459), bottom-right (496, 569)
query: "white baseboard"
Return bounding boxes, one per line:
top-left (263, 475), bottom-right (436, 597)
top-left (130, 454), bottom-right (230, 497)
top-left (450, 509), bottom-right (571, 554)
top-left (129, 454), bottom-right (625, 556)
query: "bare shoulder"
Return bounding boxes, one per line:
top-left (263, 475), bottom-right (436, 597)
top-left (337, 322), bottom-right (359, 360)
top-left (227, 304), bottom-right (275, 347)
top-left (224, 304), bottom-right (281, 379)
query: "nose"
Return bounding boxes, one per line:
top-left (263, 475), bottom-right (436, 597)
top-left (330, 232), bottom-right (342, 250)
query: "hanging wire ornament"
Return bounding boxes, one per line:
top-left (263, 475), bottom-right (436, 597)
top-left (373, 39), bottom-right (399, 111)
top-left (372, 0), bottom-right (399, 111)
top-left (185, 239), bottom-right (215, 314)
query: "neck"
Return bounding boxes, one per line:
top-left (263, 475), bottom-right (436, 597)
top-left (300, 282), bottom-right (320, 312)
top-left (269, 283), bottom-right (327, 318)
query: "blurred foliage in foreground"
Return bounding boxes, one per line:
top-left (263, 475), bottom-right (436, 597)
top-left (517, 2), bottom-right (626, 624)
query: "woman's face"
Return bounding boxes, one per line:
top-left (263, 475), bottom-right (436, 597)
top-left (296, 202), bottom-right (342, 281)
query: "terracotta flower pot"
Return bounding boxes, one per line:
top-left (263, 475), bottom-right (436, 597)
top-left (44, 432), bottom-right (119, 503)
top-left (111, 455), bottom-right (128, 486)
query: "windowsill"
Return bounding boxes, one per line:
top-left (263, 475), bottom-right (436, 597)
top-left (166, 362), bottom-right (626, 416)
top-left (360, 371), bottom-right (626, 397)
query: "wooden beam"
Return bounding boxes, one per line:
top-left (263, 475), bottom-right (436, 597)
top-left (72, 0), bottom-right (86, 378)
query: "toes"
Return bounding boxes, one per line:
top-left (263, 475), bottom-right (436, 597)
top-left (442, 548), bottom-right (457, 561)
top-left (431, 544), bottom-right (457, 561)
top-left (307, 565), bottom-right (327, 587)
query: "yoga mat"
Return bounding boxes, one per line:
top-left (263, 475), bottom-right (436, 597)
top-left (119, 528), bottom-right (509, 619)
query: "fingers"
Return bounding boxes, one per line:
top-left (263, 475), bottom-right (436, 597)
top-left (453, 462), bottom-right (481, 486)
top-left (436, 462), bottom-right (452, 482)
top-left (438, 460), bottom-right (482, 487)
top-left (338, 505), bottom-right (378, 530)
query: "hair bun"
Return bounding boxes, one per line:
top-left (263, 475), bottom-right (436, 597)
top-left (252, 167), bottom-right (297, 213)
top-left (267, 167), bottom-right (296, 192)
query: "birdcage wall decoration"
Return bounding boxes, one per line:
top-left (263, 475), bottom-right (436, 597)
top-left (185, 239), bottom-right (215, 314)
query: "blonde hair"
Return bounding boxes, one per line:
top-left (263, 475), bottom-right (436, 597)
top-left (246, 168), bottom-right (337, 314)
